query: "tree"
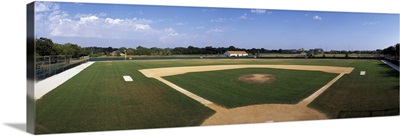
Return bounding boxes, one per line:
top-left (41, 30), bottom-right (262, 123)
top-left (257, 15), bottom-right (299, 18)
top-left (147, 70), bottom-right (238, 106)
top-left (61, 43), bottom-right (82, 58)
top-left (126, 48), bottom-right (134, 55)
top-left (228, 46), bottom-right (236, 51)
top-left (36, 37), bottom-right (57, 56)
top-left (115, 50), bottom-right (121, 56)
top-left (165, 48), bottom-right (172, 56)
top-left (136, 46), bottom-right (150, 56)
top-left (119, 47), bottom-right (127, 54)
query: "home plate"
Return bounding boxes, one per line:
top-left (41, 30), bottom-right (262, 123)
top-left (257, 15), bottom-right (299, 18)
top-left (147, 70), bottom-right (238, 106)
top-left (123, 76), bottom-right (133, 81)
top-left (360, 71), bottom-right (366, 75)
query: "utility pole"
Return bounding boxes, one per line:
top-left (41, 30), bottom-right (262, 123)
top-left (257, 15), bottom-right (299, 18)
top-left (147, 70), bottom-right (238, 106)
top-left (124, 50), bottom-right (127, 61)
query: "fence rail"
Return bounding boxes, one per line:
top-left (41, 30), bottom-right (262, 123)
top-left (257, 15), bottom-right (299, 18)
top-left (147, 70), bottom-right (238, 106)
top-left (36, 56), bottom-right (89, 81)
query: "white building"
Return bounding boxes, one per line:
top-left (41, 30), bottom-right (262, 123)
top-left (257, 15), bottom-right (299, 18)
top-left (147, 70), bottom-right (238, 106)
top-left (223, 51), bottom-right (249, 57)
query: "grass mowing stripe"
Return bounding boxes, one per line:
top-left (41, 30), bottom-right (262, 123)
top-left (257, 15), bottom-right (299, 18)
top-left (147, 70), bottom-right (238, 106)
top-left (164, 68), bottom-right (338, 108)
top-left (309, 60), bottom-right (399, 118)
top-left (35, 62), bottom-right (215, 134)
top-left (35, 59), bottom-right (399, 134)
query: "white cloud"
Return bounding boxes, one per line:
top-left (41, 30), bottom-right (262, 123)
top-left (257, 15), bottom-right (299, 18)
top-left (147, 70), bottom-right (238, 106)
top-left (175, 22), bottom-right (187, 25)
top-left (238, 14), bottom-right (255, 20)
top-left (35, 13), bottom-right (44, 21)
top-left (201, 9), bottom-right (216, 12)
top-left (159, 28), bottom-right (188, 44)
top-left (211, 18), bottom-right (226, 23)
top-left (48, 10), bottom-right (70, 22)
top-left (36, 8), bottom-right (156, 39)
top-left (313, 15), bottom-right (323, 20)
top-left (207, 28), bottom-right (223, 33)
top-left (79, 16), bottom-right (99, 23)
top-left (251, 9), bottom-right (266, 14)
top-left (134, 24), bottom-right (151, 31)
top-left (36, 5), bottom-right (196, 46)
top-left (35, 2), bottom-right (60, 12)
top-left (99, 12), bottom-right (107, 17)
top-left (164, 28), bottom-right (179, 36)
top-left (363, 21), bottom-right (380, 25)
top-left (195, 26), bottom-right (205, 29)
top-left (105, 18), bottom-right (122, 24)
top-left (239, 13), bottom-right (248, 20)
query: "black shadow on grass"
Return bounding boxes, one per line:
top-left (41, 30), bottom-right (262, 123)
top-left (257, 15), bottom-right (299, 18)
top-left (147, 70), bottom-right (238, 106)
top-left (378, 63), bottom-right (399, 78)
top-left (4, 123), bottom-right (26, 132)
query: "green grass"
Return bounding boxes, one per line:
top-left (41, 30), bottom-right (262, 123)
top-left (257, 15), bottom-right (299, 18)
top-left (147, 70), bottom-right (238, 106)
top-left (35, 59), bottom-right (399, 134)
top-left (35, 62), bottom-right (215, 134)
top-left (164, 68), bottom-right (337, 108)
top-left (308, 60), bottom-right (399, 118)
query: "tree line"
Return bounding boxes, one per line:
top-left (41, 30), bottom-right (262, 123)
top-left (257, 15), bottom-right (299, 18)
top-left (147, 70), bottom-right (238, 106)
top-left (36, 37), bottom-right (86, 58)
top-left (377, 43), bottom-right (399, 57)
top-left (36, 37), bottom-right (399, 58)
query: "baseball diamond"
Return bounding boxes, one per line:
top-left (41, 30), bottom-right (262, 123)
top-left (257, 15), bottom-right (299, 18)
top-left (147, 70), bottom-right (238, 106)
top-left (35, 59), bottom-right (399, 134)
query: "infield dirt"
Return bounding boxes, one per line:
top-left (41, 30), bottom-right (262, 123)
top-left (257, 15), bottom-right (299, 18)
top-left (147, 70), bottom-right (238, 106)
top-left (140, 65), bottom-right (353, 125)
top-left (238, 74), bottom-right (276, 83)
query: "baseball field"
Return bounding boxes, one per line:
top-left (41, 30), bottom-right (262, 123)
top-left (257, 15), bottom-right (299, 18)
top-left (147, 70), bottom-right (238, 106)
top-left (35, 59), bottom-right (399, 134)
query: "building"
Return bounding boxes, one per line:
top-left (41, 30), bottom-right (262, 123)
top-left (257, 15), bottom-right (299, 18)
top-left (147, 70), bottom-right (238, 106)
top-left (110, 51), bottom-right (125, 56)
top-left (311, 48), bottom-right (324, 54)
top-left (223, 51), bottom-right (249, 57)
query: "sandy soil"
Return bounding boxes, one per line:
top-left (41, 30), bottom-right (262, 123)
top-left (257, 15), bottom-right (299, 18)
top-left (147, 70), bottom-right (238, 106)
top-left (202, 73), bottom-right (344, 125)
top-left (201, 104), bottom-right (327, 125)
top-left (140, 65), bottom-right (353, 78)
top-left (139, 64), bottom-right (353, 125)
top-left (238, 74), bottom-right (276, 83)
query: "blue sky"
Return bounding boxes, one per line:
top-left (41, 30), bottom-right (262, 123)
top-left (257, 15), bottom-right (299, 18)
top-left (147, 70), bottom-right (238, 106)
top-left (35, 1), bottom-right (399, 50)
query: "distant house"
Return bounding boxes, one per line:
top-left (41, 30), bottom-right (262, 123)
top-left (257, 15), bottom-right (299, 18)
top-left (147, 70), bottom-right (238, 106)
top-left (110, 51), bottom-right (125, 56)
top-left (311, 48), bottom-right (324, 54)
top-left (223, 51), bottom-right (249, 57)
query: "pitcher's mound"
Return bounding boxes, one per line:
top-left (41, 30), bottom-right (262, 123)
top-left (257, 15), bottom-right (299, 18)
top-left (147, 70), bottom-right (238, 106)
top-left (238, 74), bottom-right (276, 83)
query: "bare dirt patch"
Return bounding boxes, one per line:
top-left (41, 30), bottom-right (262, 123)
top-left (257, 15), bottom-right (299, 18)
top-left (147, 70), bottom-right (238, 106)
top-left (201, 104), bottom-right (328, 126)
top-left (238, 74), bottom-right (276, 83)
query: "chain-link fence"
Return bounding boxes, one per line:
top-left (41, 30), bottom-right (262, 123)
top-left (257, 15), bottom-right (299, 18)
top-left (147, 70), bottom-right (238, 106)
top-left (36, 55), bottom-right (89, 82)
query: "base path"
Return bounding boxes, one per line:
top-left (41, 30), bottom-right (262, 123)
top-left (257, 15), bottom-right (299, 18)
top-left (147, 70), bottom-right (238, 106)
top-left (201, 104), bottom-right (327, 125)
top-left (140, 65), bottom-right (353, 78)
top-left (35, 62), bottom-right (95, 100)
top-left (139, 64), bottom-right (353, 125)
top-left (202, 73), bottom-right (345, 125)
top-left (154, 77), bottom-right (226, 111)
top-left (297, 73), bottom-right (345, 106)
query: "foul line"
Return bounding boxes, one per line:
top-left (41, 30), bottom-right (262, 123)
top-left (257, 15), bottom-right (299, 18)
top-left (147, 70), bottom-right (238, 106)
top-left (140, 65), bottom-right (353, 112)
top-left (154, 77), bottom-right (227, 111)
top-left (297, 73), bottom-right (345, 106)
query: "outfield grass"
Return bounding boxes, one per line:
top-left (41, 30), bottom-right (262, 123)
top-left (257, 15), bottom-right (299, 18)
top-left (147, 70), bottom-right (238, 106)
top-left (308, 60), bottom-right (399, 118)
top-left (35, 59), bottom-right (399, 133)
top-left (35, 62), bottom-right (215, 134)
top-left (164, 68), bottom-right (337, 108)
